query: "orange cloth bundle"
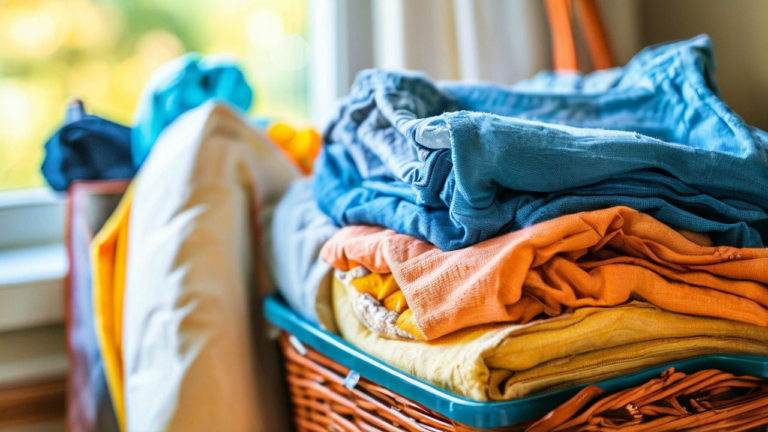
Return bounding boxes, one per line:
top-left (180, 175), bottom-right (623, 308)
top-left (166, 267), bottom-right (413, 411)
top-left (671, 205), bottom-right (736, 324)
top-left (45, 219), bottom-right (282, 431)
top-left (322, 206), bottom-right (768, 340)
top-left (527, 368), bottom-right (768, 432)
top-left (266, 122), bottom-right (321, 175)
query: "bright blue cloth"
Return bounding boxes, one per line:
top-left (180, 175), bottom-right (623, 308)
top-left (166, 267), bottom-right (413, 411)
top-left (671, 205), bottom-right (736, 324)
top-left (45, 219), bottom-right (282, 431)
top-left (315, 36), bottom-right (768, 250)
top-left (131, 53), bottom-right (253, 167)
top-left (42, 104), bottom-right (135, 191)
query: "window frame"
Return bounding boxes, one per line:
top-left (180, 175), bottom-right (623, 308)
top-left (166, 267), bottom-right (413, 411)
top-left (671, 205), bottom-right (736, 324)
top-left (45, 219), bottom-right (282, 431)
top-left (0, 189), bottom-right (67, 332)
top-left (0, 188), bottom-right (65, 250)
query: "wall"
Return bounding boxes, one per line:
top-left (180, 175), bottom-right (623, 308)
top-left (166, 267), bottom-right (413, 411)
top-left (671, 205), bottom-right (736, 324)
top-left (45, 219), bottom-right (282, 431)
top-left (603, 0), bottom-right (768, 130)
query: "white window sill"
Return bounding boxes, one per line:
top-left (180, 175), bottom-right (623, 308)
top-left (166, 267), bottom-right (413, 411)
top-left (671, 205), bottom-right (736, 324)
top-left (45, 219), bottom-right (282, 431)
top-left (0, 188), bottom-right (67, 333)
top-left (0, 188), bottom-right (65, 250)
top-left (0, 190), bottom-right (68, 388)
top-left (0, 244), bottom-right (67, 332)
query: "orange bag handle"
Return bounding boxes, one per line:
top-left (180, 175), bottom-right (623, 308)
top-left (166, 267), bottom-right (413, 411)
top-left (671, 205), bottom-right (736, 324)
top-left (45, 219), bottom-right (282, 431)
top-left (545, 0), bottom-right (578, 71)
top-left (544, 0), bottom-right (612, 71)
top-left (576, 0), bottom-right (613, 70)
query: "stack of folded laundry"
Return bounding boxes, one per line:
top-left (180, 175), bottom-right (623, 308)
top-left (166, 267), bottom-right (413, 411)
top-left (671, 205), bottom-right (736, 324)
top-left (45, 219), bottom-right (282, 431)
top-left (273, 34), bottom-right (768, 426)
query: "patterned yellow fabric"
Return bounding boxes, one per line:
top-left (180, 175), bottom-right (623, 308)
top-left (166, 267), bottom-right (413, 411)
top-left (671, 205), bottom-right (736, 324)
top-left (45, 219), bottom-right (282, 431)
top-left (350, 273), bottom-right (420, 338)
top-left (91, 186), bottom-right (133, 431)
top-left (333, 276), bottom-right (768, 401)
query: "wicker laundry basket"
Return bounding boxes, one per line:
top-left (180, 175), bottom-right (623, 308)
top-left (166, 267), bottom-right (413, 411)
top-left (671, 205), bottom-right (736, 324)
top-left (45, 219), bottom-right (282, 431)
top-left (266, 295), bottom-right (768, 432)
top-left (279, 333), bottom-right (528, 432)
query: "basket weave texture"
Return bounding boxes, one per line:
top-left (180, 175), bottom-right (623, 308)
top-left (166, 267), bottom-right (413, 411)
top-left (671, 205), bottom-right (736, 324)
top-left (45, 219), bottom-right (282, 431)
top-left (279, 332), bottom-right (528, 432)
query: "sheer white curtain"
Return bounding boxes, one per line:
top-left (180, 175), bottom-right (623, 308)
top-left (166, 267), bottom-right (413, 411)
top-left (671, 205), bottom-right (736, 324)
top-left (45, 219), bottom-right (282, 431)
top-left (309, 0), bottom-right (641, 123)
top-left (372, 0), bottom-right (551, 84)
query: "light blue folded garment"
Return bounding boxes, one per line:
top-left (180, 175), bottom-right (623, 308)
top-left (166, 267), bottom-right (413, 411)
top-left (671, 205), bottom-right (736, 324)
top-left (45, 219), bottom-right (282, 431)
top-left (315, 35), bottom-right (768, 250)
top-left (269, 178), bottom-right (339, 329)
top-left (131, 53), bottom-right (253, 167)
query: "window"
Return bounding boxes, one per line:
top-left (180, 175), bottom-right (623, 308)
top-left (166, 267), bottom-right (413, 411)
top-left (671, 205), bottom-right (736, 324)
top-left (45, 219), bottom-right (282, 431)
top-left (0, 0), bottom-right (359, 339)
top-left (0, 0), bottom-right (311, 191)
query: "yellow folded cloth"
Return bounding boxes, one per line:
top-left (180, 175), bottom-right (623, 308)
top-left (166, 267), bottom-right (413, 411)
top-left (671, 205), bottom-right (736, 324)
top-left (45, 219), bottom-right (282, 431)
top-left (266, 122), bottom-right (321, 175)
top-left (333, 276), bottom-right (768, 401)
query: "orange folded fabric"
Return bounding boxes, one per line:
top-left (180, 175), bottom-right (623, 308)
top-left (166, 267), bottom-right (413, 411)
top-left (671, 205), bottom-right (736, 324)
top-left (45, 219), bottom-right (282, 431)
top-left (526, 368), bottom-right (768, 432)
top-left (321, 206), bottom-right (768, 340)
top-left (266, 122), bottom-right (321, 175)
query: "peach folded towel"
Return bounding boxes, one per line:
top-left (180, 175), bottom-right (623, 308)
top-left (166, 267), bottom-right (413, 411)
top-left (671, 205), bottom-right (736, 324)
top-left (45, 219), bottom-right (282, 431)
top-left (322, 206), bottom-right (768, 340)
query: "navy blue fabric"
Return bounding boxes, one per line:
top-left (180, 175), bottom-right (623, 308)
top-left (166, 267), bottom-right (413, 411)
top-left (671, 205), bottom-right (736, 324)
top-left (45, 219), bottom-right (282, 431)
top-left (314, 36), bottom-right (768, 250)
top-left (42, 116), bottom-right (135, 191)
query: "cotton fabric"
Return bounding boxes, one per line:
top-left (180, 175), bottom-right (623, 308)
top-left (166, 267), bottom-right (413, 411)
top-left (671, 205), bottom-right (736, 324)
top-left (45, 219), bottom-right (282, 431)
top-left (315, 35), bottom-right (768, 250)
top-left (323, 206), bottom-right (768, 340)
top-left (333, 278), bottom-right (768, 401)
top-left (42, 107), bottom-right (135, 191)
top-left (267, 123), bottom-right (322, 175)
top-left (269, 178), bottom-right (339, 332)
top-left (123, 103), bottom-right (296, 432)
top-left (131, 54), bottom-right (253, 167)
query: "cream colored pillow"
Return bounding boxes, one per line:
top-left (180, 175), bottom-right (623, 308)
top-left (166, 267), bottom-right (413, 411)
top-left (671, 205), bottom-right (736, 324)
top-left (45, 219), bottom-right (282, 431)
top-left (123, 103), bottom-right (296, 432)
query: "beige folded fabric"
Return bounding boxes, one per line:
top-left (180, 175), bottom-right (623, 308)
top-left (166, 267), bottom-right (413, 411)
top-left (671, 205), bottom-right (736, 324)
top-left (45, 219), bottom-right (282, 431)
top-left (333, 277), bottom-right (768, 401)
top-left (123, 103), bottom-right (297, 432)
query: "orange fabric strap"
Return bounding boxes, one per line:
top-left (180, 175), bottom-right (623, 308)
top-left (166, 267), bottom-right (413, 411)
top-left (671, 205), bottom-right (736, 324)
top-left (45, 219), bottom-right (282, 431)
top-left (545, 0), bottom-right (578, 71)
top-left (545, 0), bottom-right (612, 71)
top-left (576, 0), bottom-right (613, 70)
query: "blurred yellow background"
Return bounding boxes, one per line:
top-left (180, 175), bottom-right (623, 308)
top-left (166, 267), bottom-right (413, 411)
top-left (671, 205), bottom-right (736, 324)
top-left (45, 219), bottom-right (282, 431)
top-left (0, 0), bottom-right (309, 190)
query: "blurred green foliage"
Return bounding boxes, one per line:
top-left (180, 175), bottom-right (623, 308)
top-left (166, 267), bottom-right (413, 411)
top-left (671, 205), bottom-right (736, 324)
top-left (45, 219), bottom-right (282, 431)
top-left (0, 0), bottom-right (309, 190)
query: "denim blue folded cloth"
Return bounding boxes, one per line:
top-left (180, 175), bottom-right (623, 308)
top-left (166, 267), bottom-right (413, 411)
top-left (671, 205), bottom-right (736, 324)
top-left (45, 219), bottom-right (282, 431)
top-left (315, 35), bottom-right (768, 250)
top-left (131, 53), bottom-right (253, 167)
top-left (42, 102), bottom-right (135, 191)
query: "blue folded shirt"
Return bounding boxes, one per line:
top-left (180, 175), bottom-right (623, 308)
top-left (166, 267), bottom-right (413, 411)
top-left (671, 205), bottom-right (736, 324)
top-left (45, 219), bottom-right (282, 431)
top-left (315, 35), bottom-right (768, 250)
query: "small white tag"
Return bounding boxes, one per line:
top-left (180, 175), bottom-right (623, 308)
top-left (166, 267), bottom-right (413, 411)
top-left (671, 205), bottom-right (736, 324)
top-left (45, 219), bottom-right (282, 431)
top-left (288, 334), bottom-right (307, 356)
top-left (343, 370), bottom-right (361, 390)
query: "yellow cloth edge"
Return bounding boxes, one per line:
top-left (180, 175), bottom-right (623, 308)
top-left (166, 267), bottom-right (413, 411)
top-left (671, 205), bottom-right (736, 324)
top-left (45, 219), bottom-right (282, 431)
top-left (349, 272), bottom-right (424, 339)
top-left (91, 186), bottom-right (133, 432)
top-left (498, 336), bottom-right (768, 400)
top-left (487, 300), bottom-right (768, 371)
top-left (334, 276), bottom-right (501, 400)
